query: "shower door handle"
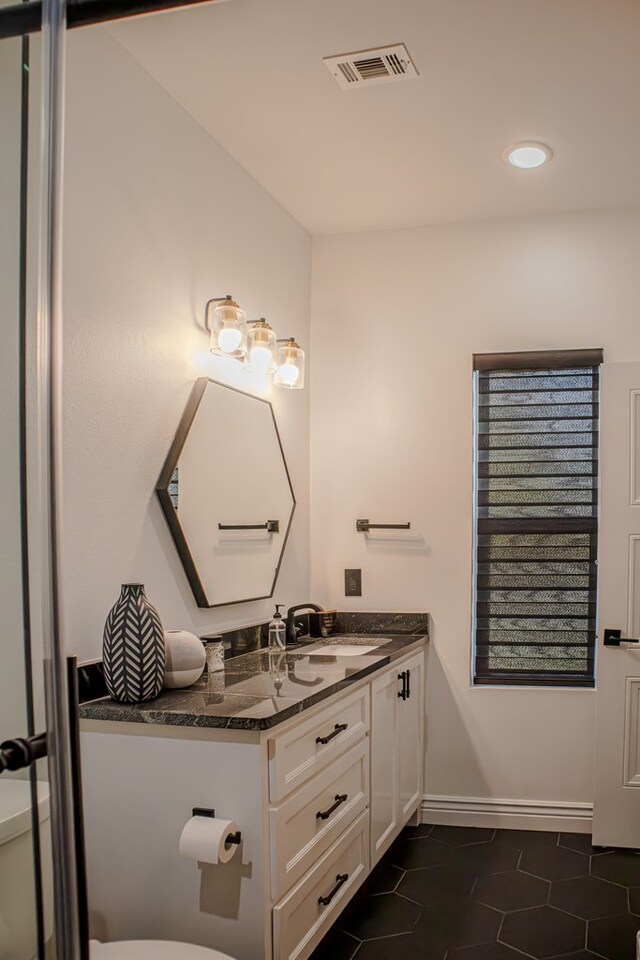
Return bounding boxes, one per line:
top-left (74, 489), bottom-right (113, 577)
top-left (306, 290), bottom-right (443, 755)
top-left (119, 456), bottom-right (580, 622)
top-left (0, 732), bottom-right (47, 774)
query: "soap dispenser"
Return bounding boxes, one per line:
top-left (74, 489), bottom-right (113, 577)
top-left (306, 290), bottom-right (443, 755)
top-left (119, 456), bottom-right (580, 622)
top-left (268, 604), bottom-right (286, 651)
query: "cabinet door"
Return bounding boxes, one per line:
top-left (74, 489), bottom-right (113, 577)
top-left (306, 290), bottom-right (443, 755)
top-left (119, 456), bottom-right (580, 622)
top-left (370, 667), bottom-right (400, 865)
top-left (398, 651), bottom-right (425, 821)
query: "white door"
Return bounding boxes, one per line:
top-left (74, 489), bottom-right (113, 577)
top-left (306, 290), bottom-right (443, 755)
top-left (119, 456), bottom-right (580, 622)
top-left (593, 362), bottom-right (640, 847)
top-left (398, 651), bottom-right (425, 820)
top-left (370, 668), bottom-right (399, 864)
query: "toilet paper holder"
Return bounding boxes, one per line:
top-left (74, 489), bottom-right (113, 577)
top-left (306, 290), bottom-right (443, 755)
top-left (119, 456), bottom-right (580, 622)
top-left (192, 807), bottom-right (242, 845)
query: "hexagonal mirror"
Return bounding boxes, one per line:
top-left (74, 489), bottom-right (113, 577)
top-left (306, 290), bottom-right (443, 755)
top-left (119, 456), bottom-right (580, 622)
top-left (156, 378), bottom-right (295, 607)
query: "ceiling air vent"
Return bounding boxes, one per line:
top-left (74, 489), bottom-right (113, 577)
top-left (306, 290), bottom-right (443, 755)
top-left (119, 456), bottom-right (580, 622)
top-left (324, 44), bottom-right (419, 89)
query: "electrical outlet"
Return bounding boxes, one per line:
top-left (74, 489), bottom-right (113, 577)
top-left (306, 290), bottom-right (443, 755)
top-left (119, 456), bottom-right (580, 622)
top-left (345, 569), bottom-right (362, 597)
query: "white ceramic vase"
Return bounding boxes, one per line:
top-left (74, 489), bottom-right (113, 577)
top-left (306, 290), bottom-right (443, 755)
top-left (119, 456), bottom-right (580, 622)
top-left (163, 630), bottom-right (206, 689)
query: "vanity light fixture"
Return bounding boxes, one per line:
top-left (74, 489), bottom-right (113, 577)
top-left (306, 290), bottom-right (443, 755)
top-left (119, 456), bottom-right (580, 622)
top-left (275, 338), bottom-right (305, 389)
top-left (204, 296), bottom-right (306, 389)
top-left (206, 295), bottom-right (247, 359)
top-left (245, 318), bottom-right (277, 374)
top-left (504, 141), bottom-right (553, 169)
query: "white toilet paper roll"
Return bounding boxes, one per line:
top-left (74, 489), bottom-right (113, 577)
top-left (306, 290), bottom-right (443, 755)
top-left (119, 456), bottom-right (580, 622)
top-left (178, 815), bottom-right (240, 864)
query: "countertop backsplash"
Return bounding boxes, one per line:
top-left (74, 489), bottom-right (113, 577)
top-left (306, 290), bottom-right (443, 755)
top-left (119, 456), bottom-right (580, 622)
top-left (77, 611), bottom-right (429, 707)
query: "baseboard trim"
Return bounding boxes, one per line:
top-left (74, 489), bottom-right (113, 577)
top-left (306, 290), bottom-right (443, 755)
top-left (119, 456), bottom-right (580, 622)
top-left (421, 794), bottom-right (593, 834)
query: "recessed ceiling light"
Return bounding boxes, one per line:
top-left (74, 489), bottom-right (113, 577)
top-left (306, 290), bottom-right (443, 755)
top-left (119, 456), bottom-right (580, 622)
top-left (504, 141), bottom-right (553, 169)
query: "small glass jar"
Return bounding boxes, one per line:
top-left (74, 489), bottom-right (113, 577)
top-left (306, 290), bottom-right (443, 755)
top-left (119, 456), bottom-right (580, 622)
top-left (206, 670), bottom-right (225, 705)
top-left (203, 636), bottom-right (225, 673)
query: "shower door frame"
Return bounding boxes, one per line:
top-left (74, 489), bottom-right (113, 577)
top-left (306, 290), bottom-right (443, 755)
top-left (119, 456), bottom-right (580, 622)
top-left (0, 1), bottom-right (221, 958)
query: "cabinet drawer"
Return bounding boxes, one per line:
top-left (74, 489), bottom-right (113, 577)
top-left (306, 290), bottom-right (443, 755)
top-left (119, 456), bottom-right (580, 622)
top-left (268, 686), bottom-right (369, 803)
top-left (272, 810), bottom-right (369, 960)
top-left (270, 739), bottom-right (369, 900)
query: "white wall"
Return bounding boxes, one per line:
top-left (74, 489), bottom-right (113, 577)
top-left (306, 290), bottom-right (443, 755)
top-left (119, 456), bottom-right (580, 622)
top-left (311, 208), bottom-right (640, 806)
top-left (62, 27), bottom-right (311, 662)
top-left (61, 25), bottom-right (640, 810)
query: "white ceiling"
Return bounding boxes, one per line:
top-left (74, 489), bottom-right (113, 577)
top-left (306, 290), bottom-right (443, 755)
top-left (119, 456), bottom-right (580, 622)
top-left (111, 0), bottom-right (640, 235)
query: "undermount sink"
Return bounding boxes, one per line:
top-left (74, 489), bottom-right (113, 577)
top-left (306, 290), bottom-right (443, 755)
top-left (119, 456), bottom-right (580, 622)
top-left (305, 644), bottom-right (379, 657)
top-left (301, 637), bottom-right (392, 657)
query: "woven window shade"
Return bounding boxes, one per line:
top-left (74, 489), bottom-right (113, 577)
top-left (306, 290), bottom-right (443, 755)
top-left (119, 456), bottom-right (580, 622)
top-left (473, 350), bottom-right (602, 686)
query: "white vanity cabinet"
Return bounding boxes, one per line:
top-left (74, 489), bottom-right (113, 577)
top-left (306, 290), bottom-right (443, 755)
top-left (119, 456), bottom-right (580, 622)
top-left (267, 687), bottom-right (370, 902)
top-left (398, 650), bottom-right (425, 822)
top-left (370, 667), bottom-right (400, 863)
top-left (370, 649), bottom-right (425, 866)
top-left (80, 642), bottom-right (426, 960)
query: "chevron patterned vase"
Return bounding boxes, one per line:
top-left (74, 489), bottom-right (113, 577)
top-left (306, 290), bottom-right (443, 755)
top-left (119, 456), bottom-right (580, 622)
top-left (102, 583), bottom-right (166, 703)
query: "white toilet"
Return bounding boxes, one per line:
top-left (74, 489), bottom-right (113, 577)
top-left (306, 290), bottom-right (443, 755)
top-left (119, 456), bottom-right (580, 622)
top-left (0, 778), bottom-right (52, 960)
top-left (90, 941), bottom-right (237, 959)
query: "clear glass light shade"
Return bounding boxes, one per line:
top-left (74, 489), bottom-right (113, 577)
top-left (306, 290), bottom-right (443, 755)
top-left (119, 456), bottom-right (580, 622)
top-left (274, 340), bottom-right (305, 389)
top-left (209, 297), bottom-right (247, 358)
top-left (245, 321), bottom-right (277, 374)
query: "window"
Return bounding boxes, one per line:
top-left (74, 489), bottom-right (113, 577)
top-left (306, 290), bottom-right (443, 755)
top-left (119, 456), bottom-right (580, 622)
top-left (472, 349), bottom-right (603, 687)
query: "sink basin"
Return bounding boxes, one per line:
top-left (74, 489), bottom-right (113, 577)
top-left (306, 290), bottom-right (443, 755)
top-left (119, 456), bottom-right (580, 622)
top-left (301, 637), bottom-right (392, 657)
top-left (305, 644), bottom-right (379, 657)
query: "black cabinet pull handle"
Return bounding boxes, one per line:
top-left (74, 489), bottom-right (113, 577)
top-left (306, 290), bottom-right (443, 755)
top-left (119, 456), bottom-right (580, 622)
top-left (316, 794), bottom-right (348, 821)
top-left (406, 668), bottom-right (411, 699)
top-left (398, 671), bottom-right (407, 700)
top-left (316, 723), bottom-right (347, 745)
top-left (318, 873), bottom-right (349, 906)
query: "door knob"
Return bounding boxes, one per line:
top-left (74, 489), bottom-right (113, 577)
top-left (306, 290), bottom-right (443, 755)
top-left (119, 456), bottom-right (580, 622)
top-left (603, 628), bottom-right (640, 647)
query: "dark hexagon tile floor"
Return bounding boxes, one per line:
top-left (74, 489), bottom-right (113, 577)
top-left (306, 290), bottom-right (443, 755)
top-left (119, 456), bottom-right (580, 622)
top-left (588, 912), bottom-right (640, 960)
top-left (520, 842), bottom-right (590, 881)
top-left (340, 891), bottom-right (422, 940)
top-left (366, 854), bottom-right (405, 895)
top-left (500, 904), bottom-right (585, 957)
top-left (447, 946), bottom-right (524, 960)
top-left (550, 875), bottom-right (627, 920)
top-left (452, 840), bottom-right (520, 880)
top-left (310, 825), bottom-right (640, 960)
top-left (547, 953), bottom-right (602, 960)
top-left (402, 822), bottom-right (435, 839)
top-left (558, 832), bottom-right (609, 856)
top-left (310, 928), bottom-right (360, 960)
top-left (430, 825), bottom-right (496, 847)
top-left (592, 850), bottom-right (640, 887)
top-left (389, 834), bottom-right (452, 870)
top-left (446, 902), bottom-right (502, 948)
top-left (397, 861), bottom-right (475, 907)
top-left (492, 828), bottom-right (559, 851)
top-left (474, 869), bottom-right (549, 911)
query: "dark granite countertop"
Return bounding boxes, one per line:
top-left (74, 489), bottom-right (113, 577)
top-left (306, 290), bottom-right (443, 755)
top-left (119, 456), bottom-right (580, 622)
top-left (79, 632), bottom-right (428, 732)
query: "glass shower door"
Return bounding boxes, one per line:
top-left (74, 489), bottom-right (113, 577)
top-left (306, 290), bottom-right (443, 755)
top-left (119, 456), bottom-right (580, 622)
top-left (0, 19), bottom-right (57, 960)
top-left (0, 26), bottom-right (48, 960)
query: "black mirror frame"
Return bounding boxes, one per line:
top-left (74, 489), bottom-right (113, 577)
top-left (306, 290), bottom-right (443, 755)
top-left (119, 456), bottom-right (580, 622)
top-left (156, 377), bottom-right (296, 608)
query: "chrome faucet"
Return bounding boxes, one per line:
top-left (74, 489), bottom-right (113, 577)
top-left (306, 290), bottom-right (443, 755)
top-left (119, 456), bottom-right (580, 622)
top-left (285, 602), bottom-right (324, 645)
